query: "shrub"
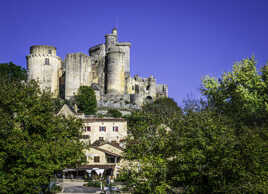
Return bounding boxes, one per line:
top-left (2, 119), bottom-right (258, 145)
top-left (107, 109), bottom-right (122, 118)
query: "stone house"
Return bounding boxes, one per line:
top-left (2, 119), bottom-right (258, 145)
top-left (81, 142), bottom-right (126, 177)
top-left (57, 104), bottom-right (128, 177)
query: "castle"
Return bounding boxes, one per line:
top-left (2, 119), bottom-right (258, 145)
top-left (26, 28), bottom-right (168, 109)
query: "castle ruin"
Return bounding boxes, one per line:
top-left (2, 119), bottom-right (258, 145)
top-left (26, 28), bottom-right (168, 109)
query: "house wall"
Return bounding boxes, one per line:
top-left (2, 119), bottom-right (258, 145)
top-left (98, 144), bottom-right (123, 156)
top-left (82, 119), bottom-right (127, 144)
top-left (85, 148), bottom-right (107, 165)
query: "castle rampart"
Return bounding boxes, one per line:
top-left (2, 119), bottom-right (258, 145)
top-left (26, 29), bottom-right (168, 109)
top-left (65, 53), bottom-right (92, 100)
top-left (106, 47), bottom-right (125, 94)
top-left (27, 45), bottom-right (61, 97)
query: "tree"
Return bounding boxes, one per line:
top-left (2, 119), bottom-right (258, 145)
top-left (122, 58), bottom-right (267, 193)
top-left (0, 62), bottom-right (27, 82)
top-left (75, 86), bottom-right (97, 115)
top-left (121, 99), bottom-right (182, 193)
top-left (202, 57), bottom-right (268, 127)
top-left (168, 108), bottom-right (264, 193)
top-left (142, 97), bottom-right (183, 128)
top-left (198, 57), bottom-right (267, 193)
top-left (107, 109), bottom-right (122, 118)
top-left (0, 79), bottom-right (86, 193)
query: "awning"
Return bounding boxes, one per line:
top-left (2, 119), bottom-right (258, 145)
top-left (62, 168), bottom-right (76, 172)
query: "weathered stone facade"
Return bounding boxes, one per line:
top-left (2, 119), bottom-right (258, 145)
top-left (26, 28), bottom-right (168, 108)
top-left (57, 104), bottom-right (128, 177)
top-left (82, 117), bottom-right (127, 145)
top-left (26, 45), bottom-right (62, 97)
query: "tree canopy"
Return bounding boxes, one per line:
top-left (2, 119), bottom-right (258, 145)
top-left (75, 86), bottom-right (97, 115)
top-left (0, 62), bottom-right (27, 82)
top-left (107, 109), bottom-right (122, 118)
top-left (122, 58), bottom-right (268, 194)
top-left (0, 63), bottom-right (86, 193)
top-left (141, 97), bottom-right (183, 128)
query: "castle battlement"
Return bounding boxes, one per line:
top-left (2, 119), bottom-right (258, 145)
top-left (26, 29), bottom-right (168, 109)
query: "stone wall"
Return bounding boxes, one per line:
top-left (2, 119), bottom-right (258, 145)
top-left (106, 47), bottom-right (125, 95)
top-left (82, 118), bottom-right (127, 144)
top-left (26, 45), bottom-right (62, 97)
top-left (27, 29), bottom-right (168, 108)
top-left (64, 53), bottom-right (92, 99)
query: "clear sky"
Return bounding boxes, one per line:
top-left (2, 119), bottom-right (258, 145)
top-left (1, 0), bottom-right (268, 104)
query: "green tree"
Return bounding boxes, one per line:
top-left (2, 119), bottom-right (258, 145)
top-left (75, 86), bottom-right (97, 115)
top-left (107, 109), bottom-right (122, 118)
top-left (198, 57), bottom-right (268, 193)
top-left (168, 108), bottom-right (267, 193)
top-left (123, 58), bottom-right (267, 193)
top-left (142, 97), bottom-right (183, 128)
top-left (202, 57), bottom-right (268, 126)
top-left (0, 62), bottom-right (27, 81)
top-left (0, 79), bottom-right (86, 193)
top-left (122, 98), bottom-right (182, 193)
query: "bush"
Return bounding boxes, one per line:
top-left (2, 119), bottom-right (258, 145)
top-left (86, 180), bottom-right (101, 187)
top-left (75, 86), bottom-right (97, 115)
top-left (107, 109), bottom-right (122, 118)
top-left (114, 172), bottom-right (129, 182)
top-left (50, 184), bottom-right (62, 193)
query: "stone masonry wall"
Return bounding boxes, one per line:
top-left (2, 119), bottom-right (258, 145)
top-left (65, 53), bottom-right (92, 99)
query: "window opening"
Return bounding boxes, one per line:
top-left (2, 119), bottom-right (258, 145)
top-left (94, 156), bottom-right (100, 163)
top-left (113, 126), bottom-right (119, 132)
top-left (45, 58), bottom-right (49, 65)
top-left (99, 126), bottom-right (106, 132)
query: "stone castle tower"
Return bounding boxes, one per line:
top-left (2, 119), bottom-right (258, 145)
top-left (26, 45), bottom-right (62, 97)
top-left (27, 29), bottom-right (168, 109)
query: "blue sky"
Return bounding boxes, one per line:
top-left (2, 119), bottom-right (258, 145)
top-left (1, 0), bottom-right (268, 104)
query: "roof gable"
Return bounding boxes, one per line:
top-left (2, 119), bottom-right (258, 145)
top-left (57, 104), bottom-right (75, 117)
top-left (98, 143), bottom-right (123, 155)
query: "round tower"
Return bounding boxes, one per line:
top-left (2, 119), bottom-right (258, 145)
top-left (105, 28), bottom-right (118, 51)
top-left (148, 75), bottom-right (157, 99)
top-left (106, 46), bottom-right (125, 94)
top-left (26, 45), bottom-right (62, 97)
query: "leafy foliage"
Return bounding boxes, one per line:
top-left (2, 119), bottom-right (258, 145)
top-left (0, 62), bottom-right (27, 81)
top-left (52, 97), bottom-right (66, 113)
top-left (75, 86), bottom-right (97, 115)
top-left (123, 98), bottom-right (181, 193)
top-left (107, 109), bottom-right (122, 118)
top-left (169, 109), bottom-right (267, 193)
top-left (202, 56), bottom-right (268, 126)
top-left (0, 79), bottom-right (86, 193)
top-left (122, 58), bottom-right (268, 193)
top-left (142, 97), bottom-right (183, 128)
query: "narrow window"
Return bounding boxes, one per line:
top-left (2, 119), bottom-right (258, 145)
top-left (113, 126), bottom-right (119, 132)
top-left (82, 135), bottom-right (89, 139)
top-left (45, 58), bottom-right (49, 65)
top-left (99, 126), bottom-right (106, 132)
top-left (86, 126), bottom-right (91, 131)
top-left (94, 156), bottom-right (100, 163)
top-left (107, 157), bottom-right (115, 163)
top-left (48, 50), bottom-right (52, 54)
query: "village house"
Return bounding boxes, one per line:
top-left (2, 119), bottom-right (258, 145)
top-left (57, 104), bottom-right (128, 177)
